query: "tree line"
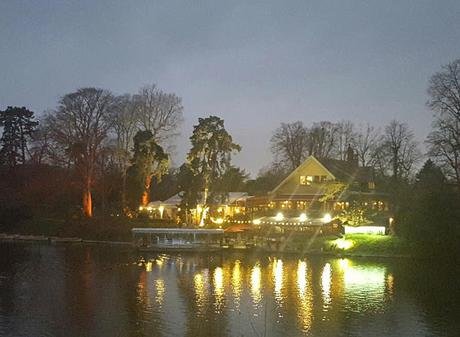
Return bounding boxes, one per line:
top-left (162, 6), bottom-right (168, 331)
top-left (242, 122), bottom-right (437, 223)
top-left (1, 59), bottom-right (460, 243)
top-left (0, 84), bottom-right (243, 223)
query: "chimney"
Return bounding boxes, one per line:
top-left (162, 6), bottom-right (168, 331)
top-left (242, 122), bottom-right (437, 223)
top-left (346, 144), bottom-right (354, 162)
top-left (346, 144), bottom-right (359, 166)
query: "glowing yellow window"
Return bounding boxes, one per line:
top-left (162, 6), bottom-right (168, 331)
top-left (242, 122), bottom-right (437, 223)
top-left (300, 176), bottom-right (313, 185)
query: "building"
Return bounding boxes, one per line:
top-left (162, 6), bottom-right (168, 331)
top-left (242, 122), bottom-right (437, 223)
top-left (245, 153), bottom-right (390, 228)
top-left (140, 191), bottom-right (251, 226)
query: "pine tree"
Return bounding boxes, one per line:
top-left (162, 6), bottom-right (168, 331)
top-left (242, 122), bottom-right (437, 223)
top-left (0, 106), bottom-right (38, 167)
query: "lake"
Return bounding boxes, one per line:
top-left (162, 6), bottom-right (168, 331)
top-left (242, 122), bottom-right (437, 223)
top-left (0, 243), bottom-right (459, 337)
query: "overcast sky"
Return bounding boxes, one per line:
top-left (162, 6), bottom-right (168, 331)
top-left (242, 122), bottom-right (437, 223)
top-left (1, 0), bottom-right (459, 176)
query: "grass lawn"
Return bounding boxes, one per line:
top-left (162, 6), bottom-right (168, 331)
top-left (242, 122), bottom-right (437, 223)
top-left (324, 234), bottom-right (411, 257)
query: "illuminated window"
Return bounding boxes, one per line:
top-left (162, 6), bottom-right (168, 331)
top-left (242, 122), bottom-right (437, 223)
top-left (300, 176), bottom-right (314, 185)
top-left (368, 181), bottom-right (375, 190)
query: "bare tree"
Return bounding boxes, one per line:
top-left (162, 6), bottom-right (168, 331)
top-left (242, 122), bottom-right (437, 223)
top-left (46, 88), bottom-right (115, 217)
top-left (112, 94), bottom-right (138, 209)
top-left (427, 58), bottom-right (460, 185)
top-left (381, 120), bottom-right (421, 181)
top-left (353, 123), bottom-right (382, 167)
top-left (134, 84), bottom-right (183, 143)
top-left (427, 115), bottom-right (460, 184)
top-left (428, 59), bottom-right (460, 123)
top-left (334, 120), bottom-right (356, 160)
top-left (306, 121), bottom-right (338, 158)
top-left (270, 121), bottom-right (309, 170)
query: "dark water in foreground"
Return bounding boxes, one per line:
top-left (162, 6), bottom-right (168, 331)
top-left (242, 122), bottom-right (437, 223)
top-left (0, 243), bottom-right (459, 337)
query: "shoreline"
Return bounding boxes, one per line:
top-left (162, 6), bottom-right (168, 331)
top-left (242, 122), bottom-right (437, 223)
top-left (0, 232), bottom-right (413, 259)
top-left (0, 233), bottom-right (132, 247)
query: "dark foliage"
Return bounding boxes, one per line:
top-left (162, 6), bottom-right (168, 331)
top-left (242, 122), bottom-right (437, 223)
top-left (396, 160), bottom-right (460, 256)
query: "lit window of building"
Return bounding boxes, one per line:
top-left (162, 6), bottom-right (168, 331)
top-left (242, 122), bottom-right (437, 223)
top-left (300, 175), bottom-right (314, 185)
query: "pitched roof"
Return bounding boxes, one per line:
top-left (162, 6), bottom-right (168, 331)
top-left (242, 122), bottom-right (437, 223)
top-left (270, 156), bottom-right (374, 196)
top-left (316, 158), bottom-right (373, 183)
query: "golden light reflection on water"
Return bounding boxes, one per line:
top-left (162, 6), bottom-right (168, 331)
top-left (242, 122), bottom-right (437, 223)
top-left (134, 255), bottom-right (393, 330)
top-left (231, 260), bottom-right (242, 308)
top-left (321, 263), bottom-right (332, 308)
top-left (273, 259), bottom-right (284, 299)
top-left (213, 267), bottom-right (224, 312)
top-left (194, 271), bottom-right (209, 316)
top-left (297, 260), bottom-right (312, 332)
top-left (387, 273), bottom-right (394, 296)
top-left (250, 263), bottom-right (262, 305)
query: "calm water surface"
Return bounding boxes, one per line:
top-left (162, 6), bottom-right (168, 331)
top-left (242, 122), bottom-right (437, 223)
top-left (0, 243), bottom-right (459, 337)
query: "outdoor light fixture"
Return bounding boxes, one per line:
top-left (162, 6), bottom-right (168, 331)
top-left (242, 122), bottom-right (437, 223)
top-left (275, 212), bottom-right (284, 221)
top-left (158, 205), bottom-right (165, 218)
top-left (299, 213), bottom-right (307, 222)
top-left (322, 213), bottom-right (332, 223)
top-left (252, 219), bottom-right (261, 225)
top-left (138, 206), bottom-right (143, 211)
top-left (335, 238), bottom-right (353, 250)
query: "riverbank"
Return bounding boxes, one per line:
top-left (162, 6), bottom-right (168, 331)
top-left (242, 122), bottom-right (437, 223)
top-left (323, 234), bottom-right (412, 258)
top-left (0, 215), bottom-right (166, 242)
top-left (0, 233), bottom-right (132, 246)
top-left (0, 231), bottom-right (412, 258)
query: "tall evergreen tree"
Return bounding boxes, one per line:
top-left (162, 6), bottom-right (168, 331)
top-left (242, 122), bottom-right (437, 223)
top-left (129, 130), bottom-right (169, 206)
top-left (187, 116), bottom-right (241, 205)
top-left (0, 106), bottom-right (38, 167)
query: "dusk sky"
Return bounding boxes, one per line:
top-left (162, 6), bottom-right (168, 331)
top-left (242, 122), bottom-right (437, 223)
top-left (1, 0), bottom-right (459, 176)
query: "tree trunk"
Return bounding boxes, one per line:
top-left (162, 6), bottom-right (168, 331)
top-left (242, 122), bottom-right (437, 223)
top-left (141, 174), bottom-right (152, 206)
top-left (82, 181), bottom-right (93, 217)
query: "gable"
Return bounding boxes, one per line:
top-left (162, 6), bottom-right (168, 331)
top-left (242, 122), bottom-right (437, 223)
top-left (271, 157), bottom-right (335, 196)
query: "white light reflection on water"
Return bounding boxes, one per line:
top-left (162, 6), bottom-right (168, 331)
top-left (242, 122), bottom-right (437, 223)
top-left (273, 259), bottom-right (284, 300)
top-left (297, 260), bottom-right (313, 332)
top-left (297, 260), bottom-right (307, 295)
top-left (250, 262), bottom-right (262, 307)
top-left (339, 258), bottom-right (387, 312)
top-left (155, 279), bottom-right (165, 306)
top-left (321, 263), bottom-right (332, 309)
top-left (273, 258), bottom-right (285, 321)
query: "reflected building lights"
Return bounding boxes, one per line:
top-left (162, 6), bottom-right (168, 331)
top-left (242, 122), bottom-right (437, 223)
top-left (231, 260), bottom-right (242, 308)
top-left (339, 259), bottom-right (387, 312)
top-left (297, 260), bottom-right (307, 295)
top-left (297, 260), bottom-right (312, 333)
top-left (321, 263), bottom-right (332, 308)
top-left (250, 263), bottom-right (262, 305)
top-left (194, 270), bottom-right (209, 316)
top-left (273, 259), bottom-right (284, 305)
top-left (155, 279), bottom-right (165, 305)
top-left (213, 267), bottom-right (224, 311)
top-left (387, 273), bottom-right (394, 296)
